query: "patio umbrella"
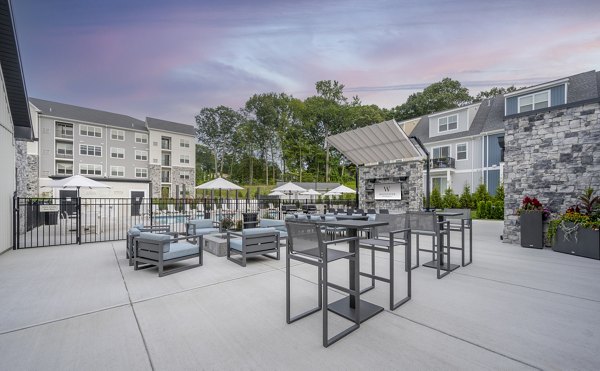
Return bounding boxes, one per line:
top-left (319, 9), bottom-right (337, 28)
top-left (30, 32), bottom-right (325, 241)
top-left (50, 175), bottom-right (110, 197)
top-left (323, 190), bottom-right (341, 197)
top-left (271, 182), bottom-right (307, 193)
top-left (300, 189), bottom-right (321, 196)
top-left (329, 184), bottom-right (356, 194)
top-left (268, 191), bottom-right (286, 197)
top-left (195, 177), bottom-right (243, 190)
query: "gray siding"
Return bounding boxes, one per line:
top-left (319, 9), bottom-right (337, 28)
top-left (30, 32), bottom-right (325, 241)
top-left (485, 169), bottom-right (501, 196)
top-left (506, 97), bottom-right (518, 115)
top-left (550, 84), bottom-right (566, 106)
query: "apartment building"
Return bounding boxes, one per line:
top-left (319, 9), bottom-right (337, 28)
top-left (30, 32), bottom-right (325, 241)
top-left (26, 99), bottom-right (196, 199)
top-left (409, 99), bottom-right (504, 196)
top-left (146, 117), bottom-right (196, 198)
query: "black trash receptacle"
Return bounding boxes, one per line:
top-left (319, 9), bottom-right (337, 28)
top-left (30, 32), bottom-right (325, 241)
top-left (44, 211), bottom-right (59, 225)
top-left (242, 212), bottom-right (258, 229)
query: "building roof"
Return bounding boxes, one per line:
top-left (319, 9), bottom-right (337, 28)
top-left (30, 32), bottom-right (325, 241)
top-left (29, 98), bottom-right (147, 131)
top-left (480, 95), bottom-right (507, 132)
top-left (0, 0), bottom-right (32, 140)
top-left (146, 117), bottom-right (196, 136)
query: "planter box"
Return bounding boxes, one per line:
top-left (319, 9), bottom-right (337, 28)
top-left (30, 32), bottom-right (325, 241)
top-left (553, 223), bottom-right (600, 260)
top-left (520, 211), bottom-right (543, 249)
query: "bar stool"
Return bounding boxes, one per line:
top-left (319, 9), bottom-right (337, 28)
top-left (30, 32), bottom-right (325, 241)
top-left (407, 211), bottom-right (451, 279)
top-left (358, 213), bottom-right (412, 310)
top-left (443, 209), bottom-right (473, 266)
top-left (285, 220), bottom-right (360, 347)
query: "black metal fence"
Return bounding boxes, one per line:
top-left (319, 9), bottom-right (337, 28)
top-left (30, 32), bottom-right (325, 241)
top-left (13, 196), bottom-right (357, 249)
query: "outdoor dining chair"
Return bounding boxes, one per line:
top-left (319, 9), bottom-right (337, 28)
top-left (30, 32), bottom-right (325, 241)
top-left (443, 209), bottom-right (473, 266)
top-left (379, 209), bottom-right (389, 214)
top-left (359, 213), bottom-right (412, 310)
top-left (406, 211), bottom-right (451, 279)
top-left (285, 220), bottom-right (360, 347)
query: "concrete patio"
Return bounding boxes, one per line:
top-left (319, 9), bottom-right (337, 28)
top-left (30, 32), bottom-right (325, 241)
top-left (1, 220), bottom-right (599, 370)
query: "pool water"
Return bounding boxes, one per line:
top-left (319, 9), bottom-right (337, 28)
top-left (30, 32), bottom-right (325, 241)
top-left (153, 215), bottom-right (190, 223)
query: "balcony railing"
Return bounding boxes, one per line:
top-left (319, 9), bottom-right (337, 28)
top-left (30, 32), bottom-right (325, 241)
top-left (55, 131), bottom-right (73, 139)
top-left (55, 152), bottom-right (73, 159)
top-left (430, 157), bottom-right (455, 169)
top-left (161, 176), bottom-right (171, 183)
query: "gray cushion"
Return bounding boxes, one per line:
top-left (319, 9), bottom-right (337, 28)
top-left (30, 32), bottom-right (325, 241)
top-left (133, 223), bottom-right (144, 229)
top-left (324, 216), bottom-right (337, 221)
top-left (229, 238), bottom-right (243, 251)
top-left (139, 232), bottom-right (171, 252)
top-left (278, 230), bottom-right (288, 238)
top-left (163, 242), bottom-right (199, 260)
top-left (188, 219), bottom-right (214, 229)
top-left (295, 214), bottom-right (308, 220)
top-left (128, 227), bottom-right (141, 236)
top-left (243, 227), bottom-right (276, 236)
top-left (259, 219), bottom-right (285, 228)
top-left (188, 227), bottom-right (219, 236)
top-left (367, 214), bottom-right (376, 221)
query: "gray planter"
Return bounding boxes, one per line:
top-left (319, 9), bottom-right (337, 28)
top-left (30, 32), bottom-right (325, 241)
top-left (552, 222), bottom-right (600, 260)
top-left (520, 211), bottom-right (543, 249)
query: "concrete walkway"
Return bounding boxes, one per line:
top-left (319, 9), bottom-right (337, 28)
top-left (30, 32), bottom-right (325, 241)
top-left (0, 221), bottom-right (599, 370)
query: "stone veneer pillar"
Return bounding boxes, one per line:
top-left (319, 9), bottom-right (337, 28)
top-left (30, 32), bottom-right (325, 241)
top-left (503, 102), bottom-right (600, 243)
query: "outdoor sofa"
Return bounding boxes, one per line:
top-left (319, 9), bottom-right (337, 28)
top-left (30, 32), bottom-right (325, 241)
top-left (134, 232), bottom-right (203, 277)
top-left (227, 228), bottom-right (280, 267)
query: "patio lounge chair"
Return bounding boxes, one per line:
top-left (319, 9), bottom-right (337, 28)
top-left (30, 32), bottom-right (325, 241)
top-left (185, 218), bottom-right (220, 237)
top-left (285, 220), bottom-right (360, 347)
top-left (127, 224), bottom-right (170, 266)
top-left (227, 228), bottom-right (280, 267)
top-left (134, 232), bottom-right (203, 277)
top-left (359, 213), bottom-right (412, 310)
top-left (258, 219), bottom-right (288, 246)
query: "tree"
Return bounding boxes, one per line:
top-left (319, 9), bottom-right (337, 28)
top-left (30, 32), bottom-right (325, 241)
top-left (430, 188), bottom-right (443, 209)
top-left (459, 185), bottom-right (474, 209)
top-left (195, 144), bottom-right (214, 183)
top-left (473, 86), bottom-right (519, 101)
top-left (390, 78), bottom-right (472, 121)
top-left (443, 188), bottom-right (460, 208)
top-left (195, 106), bottom-right (244, 177)
top-left (473, 183), bottom-right (491, 205)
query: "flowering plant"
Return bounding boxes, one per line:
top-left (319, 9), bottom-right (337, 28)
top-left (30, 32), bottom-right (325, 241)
top-left (547, 187), bottom-right (600, 244)
top-left (517, 196), bottom-right (549, 219)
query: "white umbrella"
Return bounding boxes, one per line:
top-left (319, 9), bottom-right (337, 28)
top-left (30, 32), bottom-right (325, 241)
top-left (195, 177), bottom-right (243, 190)
top-left (301, 189), bottom-right (321, 196)
top-left (329, 185), bottom-right (356, 194)
top-left (323, 191), bottom-right (341, 197)
top-left (51, 175), bottom-right (110, 197)
top-left (268, 191), bottom-right (286, 197)
top-left (272, 182), bottom-right (307, 193)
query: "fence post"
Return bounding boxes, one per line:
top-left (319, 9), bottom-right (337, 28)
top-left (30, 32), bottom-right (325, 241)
top-left (12, 194), bottom-right (18, 250)
top-left (150, 197), bottom-right (154, 226)
top-left (76, 197), bottom-right (81, 245)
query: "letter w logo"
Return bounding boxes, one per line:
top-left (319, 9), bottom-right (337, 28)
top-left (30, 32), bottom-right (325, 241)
top-left (383, 186), bottom-right (390, 192)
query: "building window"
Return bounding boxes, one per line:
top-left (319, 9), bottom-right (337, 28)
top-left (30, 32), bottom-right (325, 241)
top-left (135, 168), bottom-right (148, 178)
top-left (456, 143), bottom-right (468, 161)
top-left (56, 142), bottom-right (73, 157)
top-left (161, 153), bottom-right (171, 166)
top-left (161, 169), bottom-right (171, 183)
top-left (518, 90), bottom-right (549, 113)
top-left (161, 137), bottom-right (171, 150)
top-left (135, 150), bottom-right (148, 161)
top-left (80, 144), bottom-right (102, 157)
top-left (110, 147), bottom-right (125, 159)
top-left (438, 114), bottom-right (458, 133)
top-left (432, 146), bottom-right (450, 159)
top-left (432, 177), bottom-right (447, 192)
top-left (110, 166), bottom-right (125, 177)
top-left (56, 162), bottom-right (73, 175)
top-left (55, 122), bottom-right (73, 138)
top-left (180, 139), bottom-right (190, 148)
top-left (180, 170), bottom-right (190, 180)
top-left (80, 125), bottom-right (102, 138)
top-left (111, 129), bottom-right (125, 141)
top-left (135, 133), bottom-right (148, 144)
top-left (80, 164), bottom-right (102, 176)
top-left (179, 155), bottom-right (190, 164)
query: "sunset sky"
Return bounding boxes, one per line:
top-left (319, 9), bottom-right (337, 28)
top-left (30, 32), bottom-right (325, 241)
top-left (12, 0), bottom-right (600, 124)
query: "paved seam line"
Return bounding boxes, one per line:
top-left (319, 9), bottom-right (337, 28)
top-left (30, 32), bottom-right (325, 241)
top-left (112, 246), bottom-right (155, 371)
top-left (386, 311), bottom-right (542, 371)
top-left (0, 303), bottom-right (130, 336)
top-left (453, 271), bottom-right (600, 303)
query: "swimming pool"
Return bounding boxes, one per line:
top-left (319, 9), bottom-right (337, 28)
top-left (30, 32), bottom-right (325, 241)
top-left (152, 215), bottom-right (190, 224)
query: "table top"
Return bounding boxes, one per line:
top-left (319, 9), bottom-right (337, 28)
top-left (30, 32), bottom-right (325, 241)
top-left (335, 214), bottom-right (368, 221)
top-left (317, 220), bottom-right (387, 229)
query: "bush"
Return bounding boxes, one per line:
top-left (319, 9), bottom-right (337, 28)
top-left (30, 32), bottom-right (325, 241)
top-left (442, 188), bottom-right (460, 208)
top-left (477, 200), bottom-right (504, 220)
top-left (495, 184), bottom-right (505, 202)
top-left (473, 184), bottom-right (491, 206)
top-left (492, 201), bottom-right (504, 219)
top-left (459, 185), bottom-right (474, 209)
top-left (430, 188), bottom-right (443, 209)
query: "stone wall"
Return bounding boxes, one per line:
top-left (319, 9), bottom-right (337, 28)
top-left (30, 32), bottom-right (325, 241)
top-left (15, 140), bottom-right (38, 198)
top-left (171, 166), bottom-right (196, 198)
top-left (503, 102), bottom-right (600, 243)
top-left (358, 160), bottom-right (423, 213)
top-left (149, 164), bottom-right (162, 197)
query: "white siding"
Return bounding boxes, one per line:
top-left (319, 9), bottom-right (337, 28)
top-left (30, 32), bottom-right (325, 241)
top-left (0, 65), bottom-right (16, 251)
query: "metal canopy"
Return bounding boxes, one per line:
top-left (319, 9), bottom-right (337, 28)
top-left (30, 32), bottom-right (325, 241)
top-left (326, 119), bottom-right (424, 165)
